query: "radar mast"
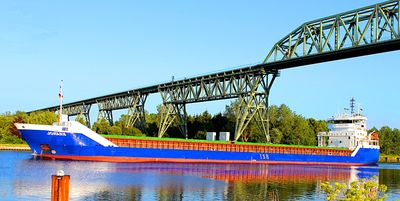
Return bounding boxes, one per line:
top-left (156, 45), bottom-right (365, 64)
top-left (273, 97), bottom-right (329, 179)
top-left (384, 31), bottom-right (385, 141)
top-left (350, 98), bottom-right (355, 116)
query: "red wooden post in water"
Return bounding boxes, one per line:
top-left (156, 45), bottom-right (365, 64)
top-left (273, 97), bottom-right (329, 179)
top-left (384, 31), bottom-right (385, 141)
top-left (51, 170), bottom-right (70, 201)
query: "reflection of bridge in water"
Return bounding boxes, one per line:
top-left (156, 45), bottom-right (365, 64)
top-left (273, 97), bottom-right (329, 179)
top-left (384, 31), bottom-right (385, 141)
top-left (32, 0), bottom-right (400, 141)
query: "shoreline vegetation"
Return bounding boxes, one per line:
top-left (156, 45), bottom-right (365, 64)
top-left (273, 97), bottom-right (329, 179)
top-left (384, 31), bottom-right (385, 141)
top-left (379, 154), bottom-right (400, 163)
top-left (1, 103), bottom-right (399, 159)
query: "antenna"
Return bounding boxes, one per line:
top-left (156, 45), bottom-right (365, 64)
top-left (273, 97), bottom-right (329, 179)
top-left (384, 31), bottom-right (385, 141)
top-left (350, 97), bottom-right (355, 115)
top-left (344, 108), bottom-right (349, 117)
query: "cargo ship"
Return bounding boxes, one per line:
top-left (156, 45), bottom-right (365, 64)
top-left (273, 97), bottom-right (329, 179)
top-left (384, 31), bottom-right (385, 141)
top-left (15, 99), bottom-right (379, 165)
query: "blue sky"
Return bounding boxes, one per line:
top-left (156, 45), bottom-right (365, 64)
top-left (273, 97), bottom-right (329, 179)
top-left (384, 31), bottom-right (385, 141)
top-left (0, 0), bottom-right (398, 128)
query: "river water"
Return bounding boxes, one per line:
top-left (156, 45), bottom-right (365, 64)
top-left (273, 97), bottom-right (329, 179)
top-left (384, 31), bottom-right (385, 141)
top-left (0, 151), bottom-right (399, 201)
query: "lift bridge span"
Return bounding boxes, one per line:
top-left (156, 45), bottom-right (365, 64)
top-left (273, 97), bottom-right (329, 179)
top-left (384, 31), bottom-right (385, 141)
top-left (32, 0), bottom-right (400, 142)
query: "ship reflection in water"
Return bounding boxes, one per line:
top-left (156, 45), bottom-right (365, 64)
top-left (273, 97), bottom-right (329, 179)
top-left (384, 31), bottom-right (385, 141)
top-left (114, 163), bottom-right (377, 182)
top-left (10, 154), bottom-right (381, 201)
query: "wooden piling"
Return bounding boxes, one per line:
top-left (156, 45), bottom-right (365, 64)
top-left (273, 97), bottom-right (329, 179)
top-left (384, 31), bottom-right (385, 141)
top-left (51, 172), bottom-right (70, 201)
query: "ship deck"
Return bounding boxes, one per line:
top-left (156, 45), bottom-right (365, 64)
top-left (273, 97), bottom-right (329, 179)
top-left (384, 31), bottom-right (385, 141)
top-left (104, 135), bottom-right (353, 157)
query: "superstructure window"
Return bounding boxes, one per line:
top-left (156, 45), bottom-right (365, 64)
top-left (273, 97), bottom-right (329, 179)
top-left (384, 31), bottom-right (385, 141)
top-left (330, 120), bottom-right (353, 124)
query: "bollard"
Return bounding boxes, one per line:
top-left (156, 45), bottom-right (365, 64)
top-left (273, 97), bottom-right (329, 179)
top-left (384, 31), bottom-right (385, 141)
top-left (51, 170), bottom-right (70, 201)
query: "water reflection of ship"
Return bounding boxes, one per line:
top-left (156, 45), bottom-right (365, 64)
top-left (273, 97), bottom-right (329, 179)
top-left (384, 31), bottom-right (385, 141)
top-left (13, 158), bottom-right (379, 200)
top-left (113, 163), bottom-right (379, 200)
top-left (114, 163), bottom-right (379, 183)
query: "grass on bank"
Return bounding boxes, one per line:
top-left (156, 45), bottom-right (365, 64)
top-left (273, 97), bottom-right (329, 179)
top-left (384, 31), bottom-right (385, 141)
top-left (379, 154), bottom-right (400, 163)
top-left (0, 143), bottom-right (28, 147)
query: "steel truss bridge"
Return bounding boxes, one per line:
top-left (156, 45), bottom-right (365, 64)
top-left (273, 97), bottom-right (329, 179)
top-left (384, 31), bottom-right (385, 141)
top-left (32, 0), bottom-right (400, 141)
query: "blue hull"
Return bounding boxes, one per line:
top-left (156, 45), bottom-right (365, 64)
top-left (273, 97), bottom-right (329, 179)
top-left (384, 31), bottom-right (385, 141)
top-left (19, 129), bottom-right (380, 165)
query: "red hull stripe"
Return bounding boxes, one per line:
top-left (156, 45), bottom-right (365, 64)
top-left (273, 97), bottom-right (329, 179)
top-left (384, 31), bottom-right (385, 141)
top-left (39, 154), bottom-right (370, 166)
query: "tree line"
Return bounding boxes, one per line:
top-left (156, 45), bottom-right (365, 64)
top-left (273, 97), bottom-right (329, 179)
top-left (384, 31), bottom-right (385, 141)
top-left (370, 126), bottom-right (400, 155)
top-left (0, 103), bottom-right (399, 156)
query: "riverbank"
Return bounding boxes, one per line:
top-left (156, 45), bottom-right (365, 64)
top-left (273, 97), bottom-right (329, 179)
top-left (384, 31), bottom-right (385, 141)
top-left (379, 154), bottom-right (400, 163)
top-left (0, 144), bottom-right (30, 151)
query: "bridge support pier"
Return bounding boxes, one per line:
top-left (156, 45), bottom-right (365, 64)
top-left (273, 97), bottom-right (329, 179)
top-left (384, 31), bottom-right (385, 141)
top-left (234, 71), bottom-right (278, 142)
top-left (125, 94), bottom-right (148, 133)
top-left (158, 104), bottom-right (176, 138)
top-left (256, 71), bottom-right (278, 142)
top-left (77, 104), bottom-right (92, 127)
top-left (174, 103), bottom-right (188, 139)
top-left (158, 103), bottom-right (187, 138)
top-left (98, 109), bottom-right (114, 126)
top-left (158, 87), bottom-right (188, 138)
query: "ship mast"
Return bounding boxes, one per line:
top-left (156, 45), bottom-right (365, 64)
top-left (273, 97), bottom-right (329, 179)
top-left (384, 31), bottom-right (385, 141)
top-left (58, 80), bottom-right (64, 124)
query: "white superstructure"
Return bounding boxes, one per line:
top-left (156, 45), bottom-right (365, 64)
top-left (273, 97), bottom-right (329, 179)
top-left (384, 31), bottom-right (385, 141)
top-left (317, 99), bottom-right (379, 150)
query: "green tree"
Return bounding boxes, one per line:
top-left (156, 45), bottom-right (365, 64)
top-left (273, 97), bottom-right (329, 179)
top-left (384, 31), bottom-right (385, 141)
top-left (0, 112), bottom-right (25, 144)
top-left (277, 104), bottom-right (296, 144)
top-left (26, 111), bottom-right (57, 125)
top-left (378, 126), bottom-right (395, 155)
top-left (293, 115), bottom-right (316, 145)
top-left (194, 130), bottom-right (206, 139)
top-left (309, 118), bottom-right (328, 134)
top-left (114, 114), bottom-right (130, 129)
top-left (270, 128), bottom-right (283, 144)
top-left (75, 115), bottom-right (86, 126)
top-left (92, 118), bottom-right (112, 134)
top-left (123, 127), bottom-right (144, 136)
top-left (110, 126), bottom-right (122, 135)
top-left (188, 111), bottom-right (213, 139)
top-left (145, 113), bottom-right (159, 136)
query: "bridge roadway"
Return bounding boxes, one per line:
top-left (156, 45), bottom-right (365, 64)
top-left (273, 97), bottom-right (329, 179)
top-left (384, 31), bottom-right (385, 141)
top-left (31, 0), bottom-right (400, 141)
